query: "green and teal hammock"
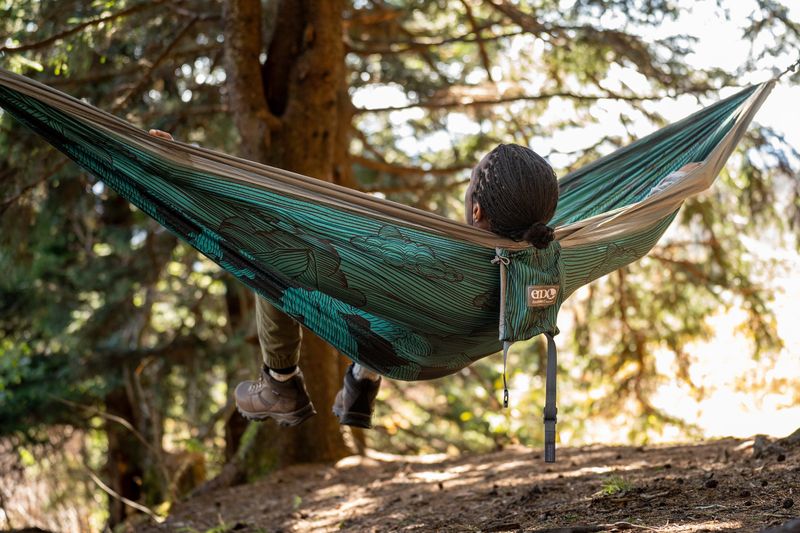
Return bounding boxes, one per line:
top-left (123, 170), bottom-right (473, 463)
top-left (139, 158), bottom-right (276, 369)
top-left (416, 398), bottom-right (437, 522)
top-left (0, 68), bottom-right (773, 461)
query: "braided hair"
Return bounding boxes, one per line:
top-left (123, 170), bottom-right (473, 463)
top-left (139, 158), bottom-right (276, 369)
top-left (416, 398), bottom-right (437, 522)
top-left (472, 144), bottom-right (558, 249)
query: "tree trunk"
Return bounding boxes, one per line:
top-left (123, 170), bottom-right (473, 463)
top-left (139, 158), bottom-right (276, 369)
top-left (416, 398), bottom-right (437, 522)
top-left (221, 0), bottom-right (351, 472)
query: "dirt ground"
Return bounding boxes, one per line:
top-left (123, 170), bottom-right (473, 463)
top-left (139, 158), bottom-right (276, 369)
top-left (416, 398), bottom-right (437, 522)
top-left (135, 436), bottom-right (799, 533)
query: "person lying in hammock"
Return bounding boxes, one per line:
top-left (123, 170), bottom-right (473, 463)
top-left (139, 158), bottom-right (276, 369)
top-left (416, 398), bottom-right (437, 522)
top-left (149, 128), bottom-right (558, 428)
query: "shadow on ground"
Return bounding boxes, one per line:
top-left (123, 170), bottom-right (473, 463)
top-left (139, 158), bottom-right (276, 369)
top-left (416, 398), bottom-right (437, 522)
top-left (136, 437), bottom-right (799, 532)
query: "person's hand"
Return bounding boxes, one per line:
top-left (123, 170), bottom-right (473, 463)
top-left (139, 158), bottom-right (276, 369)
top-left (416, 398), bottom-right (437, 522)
top-left (148, 128), bottom-right (174, 141)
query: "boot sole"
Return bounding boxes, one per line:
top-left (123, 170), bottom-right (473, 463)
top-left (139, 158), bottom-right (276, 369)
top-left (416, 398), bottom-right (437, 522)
top-left (332, 406), bottom-right (373, 429)
top-left (237, 403), bottom-right (316, 427)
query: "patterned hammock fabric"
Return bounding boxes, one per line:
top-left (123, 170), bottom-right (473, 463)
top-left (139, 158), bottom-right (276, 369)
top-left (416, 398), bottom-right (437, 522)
top-left (0, 69), bottom-right (773, 382)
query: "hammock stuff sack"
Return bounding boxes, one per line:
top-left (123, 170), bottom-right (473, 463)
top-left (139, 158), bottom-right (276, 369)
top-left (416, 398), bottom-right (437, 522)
top-left (0, 68), bottom-right (773, 461)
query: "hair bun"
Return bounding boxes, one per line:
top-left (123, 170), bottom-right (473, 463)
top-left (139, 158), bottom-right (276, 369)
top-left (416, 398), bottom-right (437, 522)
top-left (523, 222), bottom-right (555, 249)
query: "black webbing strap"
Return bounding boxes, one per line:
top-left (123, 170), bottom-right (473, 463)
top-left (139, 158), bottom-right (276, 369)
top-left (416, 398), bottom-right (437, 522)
top-left (543, 332), bottom-right (558, 463)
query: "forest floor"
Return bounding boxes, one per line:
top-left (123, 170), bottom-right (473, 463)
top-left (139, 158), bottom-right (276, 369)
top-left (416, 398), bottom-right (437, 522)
top-left (137, 435), bottom-right (799, 533)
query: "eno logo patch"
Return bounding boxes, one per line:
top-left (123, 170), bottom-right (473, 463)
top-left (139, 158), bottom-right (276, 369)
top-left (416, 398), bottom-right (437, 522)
top-left (526, 285), bottom-right (559, 308)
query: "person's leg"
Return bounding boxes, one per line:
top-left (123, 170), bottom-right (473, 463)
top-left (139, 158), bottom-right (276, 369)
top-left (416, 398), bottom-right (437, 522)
top-left (352, 363), bottom-right (380, 381)
top-left (334, 362), bottom-right (382, 429)
top-left (255, 296), bottom-right (302, 379)
top-left (255, 300), bottom-right (382, 383)
top-left (238, 296), bottom-right (381, 429)
top-left (233, 297), bottom-right (315, 426)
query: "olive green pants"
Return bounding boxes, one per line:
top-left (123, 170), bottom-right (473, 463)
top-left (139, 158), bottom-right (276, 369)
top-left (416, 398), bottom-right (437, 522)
top-left (255, 296), bottom-right (379, 380)
top-left (255, 296), bottom-right (302, 369)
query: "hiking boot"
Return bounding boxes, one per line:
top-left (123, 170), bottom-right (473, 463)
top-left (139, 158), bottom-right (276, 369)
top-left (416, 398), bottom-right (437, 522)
top-left (234, 367), bottom-right (316, 427)
top-left (332, 364), bottom-right (381, 429)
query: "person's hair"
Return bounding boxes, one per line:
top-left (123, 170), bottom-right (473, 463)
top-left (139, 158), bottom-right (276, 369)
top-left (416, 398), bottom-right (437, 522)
top-left (472, 143), bottom-right (559, 249)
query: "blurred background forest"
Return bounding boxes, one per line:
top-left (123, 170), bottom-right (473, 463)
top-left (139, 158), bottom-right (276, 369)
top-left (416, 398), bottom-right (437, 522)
top-left (0, 0), bottom-right (798, 531)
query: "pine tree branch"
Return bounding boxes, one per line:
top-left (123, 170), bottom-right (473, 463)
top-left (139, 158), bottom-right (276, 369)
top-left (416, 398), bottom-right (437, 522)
top-left (484, 0), bottom-right (544, 33)
top-left (352, 154), bottom-right (471, 177)
top-left (0, 0), bottom-right (167, 54)
top-left (346, 26), bottom-right (521, 55)
top-left (56, 395), bottom-right (173, 502)
top-left (398, 25), bottom-right (451, 83)
top-left (459, 0), bottom-right (494, 82)
top-left (352, 128), bottom-right (473, 178)
top-left (0, 159), bottom-right (69, 215)
top-left (483, 0), bottom-right (705, 88)
top-left (111, 15), bottom-right (200, 112)
top-left (37, 42), bottom-right (220, 89)
top-left (354, 90), bottom-right (671, 114)
top-left (83, 461), bottom-right (163, 523)
top-left (57, 397), bottom-right (159, 462)
top-left (344, 6), bottom-right (402, 28)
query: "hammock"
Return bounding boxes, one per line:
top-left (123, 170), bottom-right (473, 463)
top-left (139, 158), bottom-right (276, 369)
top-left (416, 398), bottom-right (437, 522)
top-left (0, 68), bottom-right (773, 461)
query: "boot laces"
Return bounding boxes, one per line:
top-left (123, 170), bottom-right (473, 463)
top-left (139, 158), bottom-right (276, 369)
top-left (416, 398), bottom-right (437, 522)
top-left (249, 373), bottom-right (267, 393)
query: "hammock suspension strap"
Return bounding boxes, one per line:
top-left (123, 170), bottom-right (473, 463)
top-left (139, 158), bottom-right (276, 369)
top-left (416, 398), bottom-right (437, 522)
top-left (543, 331), bottom-right (558, 463)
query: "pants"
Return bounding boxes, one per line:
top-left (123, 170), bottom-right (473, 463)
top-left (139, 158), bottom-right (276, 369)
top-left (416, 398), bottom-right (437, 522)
top-left (255, 296), bottom-right (302, 369)
top-left (254, 296), bottom-right (379, 380)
